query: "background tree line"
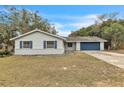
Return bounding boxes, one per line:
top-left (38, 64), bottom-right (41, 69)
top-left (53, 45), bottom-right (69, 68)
top-left (0, 6), bottom-right (57, 51)
top-left (0, 7), bottom-right (124, 52)
top-left (69, 13), bottom-right (124, 49)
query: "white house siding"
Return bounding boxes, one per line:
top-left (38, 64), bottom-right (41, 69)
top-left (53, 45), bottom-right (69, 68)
top-left (65, 42), bottom-right (76, 51)
top-left (14, 32), bottom-right (65, 55)
top-left (100, 42), bottom-right (104, 50)
top-left (76, 42), bottom-right (80, 51)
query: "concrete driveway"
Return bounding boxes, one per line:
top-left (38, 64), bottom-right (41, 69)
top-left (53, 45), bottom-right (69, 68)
top-left (84, 51), bottom-right (124, 69)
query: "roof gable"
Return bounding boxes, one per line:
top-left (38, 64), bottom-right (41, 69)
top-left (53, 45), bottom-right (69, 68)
top-left (10, 29), bottom-right (65, 41)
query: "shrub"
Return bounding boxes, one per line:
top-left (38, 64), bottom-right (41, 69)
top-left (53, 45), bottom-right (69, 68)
top-left (0, 50), bottom-right (11, 57)
top-left (0, 52), bottom-right (4, 57)
top-left (0, 44), bottom-right (3, 49)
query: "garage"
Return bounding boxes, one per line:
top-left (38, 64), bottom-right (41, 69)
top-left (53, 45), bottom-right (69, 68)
top-left (66, 36), bottom-right (107, 51)
top-left (80, 42), bottom-right (100, 50)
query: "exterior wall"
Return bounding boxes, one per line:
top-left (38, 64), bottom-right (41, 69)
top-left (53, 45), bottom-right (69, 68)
top-left (15, 32), bottom-right (65, 55)
top-left (76, 42), bottom-right (80, 51)
top-left (100, 42), bottom-right (104, 50)
top-left (65, 42), bottom-right (76, 51)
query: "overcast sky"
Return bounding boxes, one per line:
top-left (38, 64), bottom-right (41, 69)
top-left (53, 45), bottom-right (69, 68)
top-left (0, 5), bottom-right (124, 36)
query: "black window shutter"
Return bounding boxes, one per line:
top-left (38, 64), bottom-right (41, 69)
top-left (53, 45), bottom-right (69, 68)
top-left (30, 41), bottom-right (32, 48)
top-left (55, 41), bottom-right (57, 49)
top-left (44, 41), bottom-right (46, 49)
top-left (20, 41), bottom-right (22, 49)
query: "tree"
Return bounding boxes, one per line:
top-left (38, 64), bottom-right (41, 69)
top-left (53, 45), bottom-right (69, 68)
top-left (0, 6), bottom-right (57, 51)
top-left (102, 23), bottom-right (124, 49)
top-left (69, 13), bottom-right (124, 49)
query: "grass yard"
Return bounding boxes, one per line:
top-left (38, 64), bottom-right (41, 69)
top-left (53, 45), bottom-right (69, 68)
top-left (0, 53), bottom-right (124, 87)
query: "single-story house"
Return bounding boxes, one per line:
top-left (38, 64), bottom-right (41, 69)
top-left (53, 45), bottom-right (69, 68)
top-left (10, 29), bottom-right (107, 55)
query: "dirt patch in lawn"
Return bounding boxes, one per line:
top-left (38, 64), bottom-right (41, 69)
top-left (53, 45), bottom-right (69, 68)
top-left (0, 53), bottom-right (124, 87)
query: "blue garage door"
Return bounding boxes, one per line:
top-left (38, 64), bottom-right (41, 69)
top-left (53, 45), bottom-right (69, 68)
top-left (80, 42), bottom-right (100, 50)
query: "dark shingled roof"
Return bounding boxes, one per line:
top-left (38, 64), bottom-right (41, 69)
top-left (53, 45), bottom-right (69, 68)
top-left (66, 36), bottom-right (107, 42)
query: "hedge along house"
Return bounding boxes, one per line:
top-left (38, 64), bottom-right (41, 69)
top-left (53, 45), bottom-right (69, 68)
top-left (10, 29), bottom-right (107, 55)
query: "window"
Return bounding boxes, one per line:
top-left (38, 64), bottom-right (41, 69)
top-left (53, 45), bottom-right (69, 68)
top-left (47, 41), bottom-right (55, 48)
top-left (68, 43), bottom-right (72, 47)
top-left (23, 41), bottom-right (30, 48)
top-left (20, 41), bottom-right (32, 48)
top-left (43, 41), bottom-right (57, 49)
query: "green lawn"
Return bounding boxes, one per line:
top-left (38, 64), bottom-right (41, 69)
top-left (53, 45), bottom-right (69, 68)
top-left (0, 53), bottom-right (124, 87)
